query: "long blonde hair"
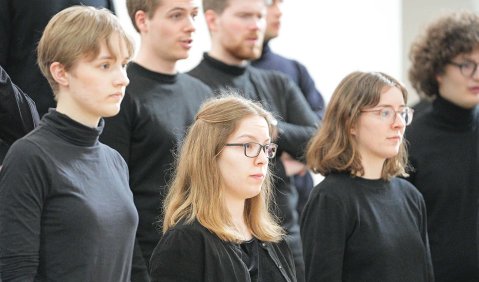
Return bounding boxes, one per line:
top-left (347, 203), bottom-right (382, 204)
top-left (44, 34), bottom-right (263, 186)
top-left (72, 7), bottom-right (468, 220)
top-left (163, 94), bottom-right (284, 242)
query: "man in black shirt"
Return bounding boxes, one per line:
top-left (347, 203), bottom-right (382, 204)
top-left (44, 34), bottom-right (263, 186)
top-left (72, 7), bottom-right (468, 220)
top-left (188, 1), bottom-right (319, 280)
top-left (100, 0), bottom-right (213, 280)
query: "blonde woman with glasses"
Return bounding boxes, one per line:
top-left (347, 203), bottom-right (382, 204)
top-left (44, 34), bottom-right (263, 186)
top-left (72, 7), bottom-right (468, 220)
top-left (301, 71), bottom-right (434, 282)
top-left (149, 94), bottom-right (297, 282)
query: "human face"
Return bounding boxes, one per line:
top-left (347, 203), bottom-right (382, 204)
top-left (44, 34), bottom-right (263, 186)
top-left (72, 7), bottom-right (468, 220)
top-left (352, 87), bottom-right (406, 165)
top-left (141, 0), bottom-right (199, 64)
top-left (58, 33), bottom-right (130, 127)
top-left (218, 115), bottom-right (270, 204)
top-left (264, 0), bottom-right (283, 41)
top-left (437, 47), bottom-right (479, 109)
top-left (210, 0), bottom-right (266, 64)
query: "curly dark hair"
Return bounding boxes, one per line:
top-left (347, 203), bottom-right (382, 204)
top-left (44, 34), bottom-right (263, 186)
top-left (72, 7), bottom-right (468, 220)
top-left (409, 11), bottom-right (479, 98)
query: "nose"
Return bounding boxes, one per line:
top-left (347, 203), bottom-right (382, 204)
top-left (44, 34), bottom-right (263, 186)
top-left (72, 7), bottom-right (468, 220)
top-left (392, 112), bottom-right (406, 128)
top-left (255, 147), bottom-right (269, 166)
top-left (184, 15), bottom-right (196, 33)
top-left (114, 66), bottom-right (129, 87)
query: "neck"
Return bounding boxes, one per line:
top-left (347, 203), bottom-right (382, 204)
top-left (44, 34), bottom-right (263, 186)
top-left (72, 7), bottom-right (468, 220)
top-left (359, 156), bottom-right (385, 179)
top-left (224, 195), bottom-right (252, 240)
top-left (135, 46), bottom-right (177, 75)
top-left (208, 47), bottom-right (248, 67)
top-left (56, 94), bottom-right (100, 128)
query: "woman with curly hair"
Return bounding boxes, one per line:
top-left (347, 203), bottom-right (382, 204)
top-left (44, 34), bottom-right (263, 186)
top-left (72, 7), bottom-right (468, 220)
top-left (407, 11), bottom-right (479, 282)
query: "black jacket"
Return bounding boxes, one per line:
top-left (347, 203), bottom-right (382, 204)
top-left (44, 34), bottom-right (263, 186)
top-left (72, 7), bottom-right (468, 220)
top-left (150, 220), bottom-right (297, 282)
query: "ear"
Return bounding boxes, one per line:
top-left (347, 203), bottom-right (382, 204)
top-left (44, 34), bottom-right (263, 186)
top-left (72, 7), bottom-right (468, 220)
top-left (435, 73), bottom-right (443, 84)
top-left (350, 125), bottom-right (357, 136)
top-left (135, 10), bottom-right (148, 33)
top-left (50, 62), bottom-right (69, 87)
top-left (204, 10), bottom-right (218, 32)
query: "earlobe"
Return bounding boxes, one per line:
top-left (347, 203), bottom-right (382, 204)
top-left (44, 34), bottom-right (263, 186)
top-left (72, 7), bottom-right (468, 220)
top-left (204, 10), bottom-right (218, 32)
top-left (50, 62), bottom-right (69, 86)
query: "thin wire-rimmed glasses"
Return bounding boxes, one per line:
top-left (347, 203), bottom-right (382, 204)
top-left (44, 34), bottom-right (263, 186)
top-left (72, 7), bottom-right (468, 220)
top-left (361, 106), bottom-right (414, 126)
top-left (224, 142), bottom-right (278, 158)
top-left (449, 60), bottom-right (479, 78)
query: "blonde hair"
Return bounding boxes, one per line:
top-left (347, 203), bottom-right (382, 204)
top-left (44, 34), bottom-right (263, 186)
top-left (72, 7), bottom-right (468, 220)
top-left (306, 71), bottom-right (409, 180)
top-left (37, 6), bottom-right (135, 97)
top-left (163, 94), bottom-right (284, 242)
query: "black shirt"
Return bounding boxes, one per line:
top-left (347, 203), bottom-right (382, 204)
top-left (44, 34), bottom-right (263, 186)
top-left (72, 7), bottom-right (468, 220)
top-left (406, 95), bottom-right (479, 282)
top-left (301, 173), bottom-right (434, 282)
top-left (0, 110), bottom-right (138, 281)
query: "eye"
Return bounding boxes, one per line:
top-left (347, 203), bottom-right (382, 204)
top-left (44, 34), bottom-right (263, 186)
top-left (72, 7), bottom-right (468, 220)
top-left (379, 108), bottom-right (393, 118)
top-left (100, 63), bottom-right (110, 70)
top-left (461, 61), bottom-right (476, 71)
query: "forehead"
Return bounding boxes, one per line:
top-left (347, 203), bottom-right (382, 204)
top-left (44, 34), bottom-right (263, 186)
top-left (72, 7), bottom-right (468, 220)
top-left (224, 0), bottom-right (267, 12)
top-left (377, 86), bottom-right (405, 106)
top-left (230, 115), bottom-right (270, 140)
top-left (156, 0), bottom-right (200, 11)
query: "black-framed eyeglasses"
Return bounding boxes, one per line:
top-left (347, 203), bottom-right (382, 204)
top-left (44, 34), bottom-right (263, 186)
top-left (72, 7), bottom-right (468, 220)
top-left (361, 106), bottom-right (414, 126)
top-left (224, 142), bottom-right (278, 158)
top-left (449, 60), bottom-right (479, 78)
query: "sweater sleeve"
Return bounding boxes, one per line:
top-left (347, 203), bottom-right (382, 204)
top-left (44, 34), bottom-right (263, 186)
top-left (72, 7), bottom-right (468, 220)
top-left (417, 191), bottom-right (435, 282)
top-left (0, 140), bottom-right (50, 281)
top-left (300, 188), bottom-right (350, 282)
top-left (276, 77), bottom-right (319, 160)
top-left (295, 61), bottom-right (325, 121)
top-left (149, 227), bottom-right (205, 282)
top-left (0, 65), bottom-right (40, 144)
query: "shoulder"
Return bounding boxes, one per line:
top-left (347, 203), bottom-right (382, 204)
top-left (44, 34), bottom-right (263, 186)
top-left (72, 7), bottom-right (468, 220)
top-left (177, 73), bottom-right (213, 95)
top-left (390, 177), bottom-right (422, 199)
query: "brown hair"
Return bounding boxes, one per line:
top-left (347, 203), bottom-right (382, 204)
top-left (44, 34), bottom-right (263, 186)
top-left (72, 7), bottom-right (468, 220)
top-left (409, 11), bottom-right (479, 98)
top-left (37, 6), bottom-right (134, 97)
top-left (163, 93), bottom-right (284, 243)
top-left (306, 71), bottom-right (409, 180)
top-left (127, 0), bottom-right (162, 32)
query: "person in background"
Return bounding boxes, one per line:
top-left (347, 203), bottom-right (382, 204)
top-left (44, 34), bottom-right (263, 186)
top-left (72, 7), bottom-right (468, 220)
top-left (406, 11), bottom-right (479, 282)
top-left (150, 94), bottom-right (297, 282)
top-left (188, 1), bottom-right (319, 280)
top-left (100, 0), bottom-right (213, 280)
top-left (0, 0), bottom-right (115, 117)
top-left (0, 65), bottom-right (40, 164)
top-left (251, 0), bottom-right (325, 216)
top-left (0, 6), bottom-right (138, 281)
top-left (301, 71), bottom-right (434, 282)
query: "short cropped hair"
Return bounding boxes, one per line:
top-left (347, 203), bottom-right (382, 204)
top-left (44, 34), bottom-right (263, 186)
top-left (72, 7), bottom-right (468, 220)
top-left (163, 93), bottom-right (284, 243)
top-left (202, 0), bottom-right (271, 13)
top-left (409, 11), bottom-right (479, 98)
top-left (127, 0), bottom-right (162, 32)
top-left (37, 6), bottom-right (134, 97)
top-left (306, 71), bottom-right (409, 180)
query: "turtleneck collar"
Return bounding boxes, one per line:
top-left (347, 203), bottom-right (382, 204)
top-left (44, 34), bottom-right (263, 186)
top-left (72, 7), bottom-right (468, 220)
top-left (41, 109), bottom-right (103, 147)
top-left (128, 62), bottom-right (178, 84)
top-left (203, 53), bottom-right (247, 76)
top-left (431, 95), bottom-right (478, 130)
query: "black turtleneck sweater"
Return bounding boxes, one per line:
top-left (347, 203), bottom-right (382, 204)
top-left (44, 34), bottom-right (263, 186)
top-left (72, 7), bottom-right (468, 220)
top-left (0, 110), bottom-right (138, 281)
top-left (406, 95), bottom-right (479, 282)
top-left (301, 173), bottom-right (434, 282)
top-left (100, 62), bottom-right (213, 280)
top-left (188, 53), bottom-right (319, 282)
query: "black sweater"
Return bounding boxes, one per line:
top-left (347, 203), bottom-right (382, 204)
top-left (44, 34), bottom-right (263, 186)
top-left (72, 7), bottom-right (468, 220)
top-left (301, 173), bottom-right (434, 282)
top-left (0, 0), bottom-right (114, 117)
top-left (101, 62), bottom-right (213, 280)
top-left (0, 110), bottom-right (138, 281)
top-left (188, 53), bottom-right (319, 282)
top-left (150, 220), bottom-right (297, 282)
top-left (406, 96), bottom-right (479, 282)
